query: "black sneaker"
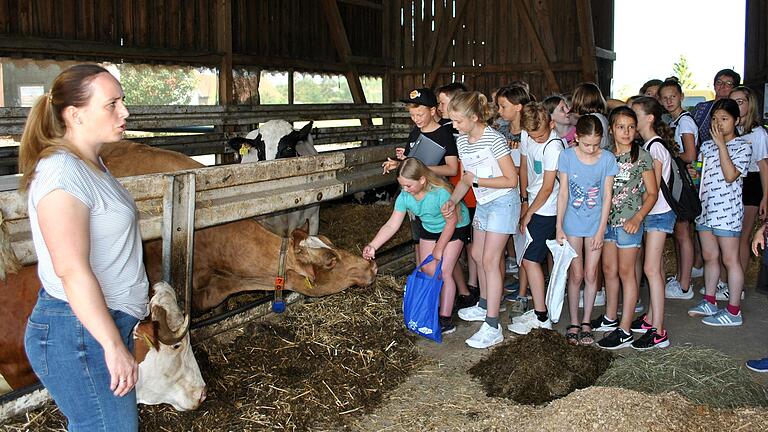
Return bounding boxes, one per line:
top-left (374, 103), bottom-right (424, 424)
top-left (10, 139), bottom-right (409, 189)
top-left (597, 328), bottom-right (633, 350)
top-left (630, 314), bottom-right (653, 333)
top-left (454, 293), bottom-right (478, 311)
top-left (591, 314), bottom-right (619, 332)
top-left (631, 328), bottom-right (670, 350)
top-left (439, 316), bottom-right (456, 335)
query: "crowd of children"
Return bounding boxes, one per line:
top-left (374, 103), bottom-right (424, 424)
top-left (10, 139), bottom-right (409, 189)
top-left (362, 68), bottom-right (768, 372)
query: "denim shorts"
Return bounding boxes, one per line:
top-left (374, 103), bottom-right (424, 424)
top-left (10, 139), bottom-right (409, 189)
top-left (696, 223), bottom-right (740, 238)
top-left (473, 192), bottom-right (520, 235)
top-left (605, 224), bottom-right (644, 248)
top-left (24, 289), bottom-right (140, 432)
top-left (644, 210), bottom-right (676, 234)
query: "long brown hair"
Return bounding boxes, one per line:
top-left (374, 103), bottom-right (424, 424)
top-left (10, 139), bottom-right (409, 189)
top-left (397, 158), bottom-right (453, 193)
top-left (19, 64), bottom-right (110, 192)
top-left (631, 96), bottom-right (678, 157)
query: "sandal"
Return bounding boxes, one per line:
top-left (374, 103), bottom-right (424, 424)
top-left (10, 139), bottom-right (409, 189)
top-left (578, 322), bottom-right (594, 345)
top-left (565, 325), bottom-right (580, 346)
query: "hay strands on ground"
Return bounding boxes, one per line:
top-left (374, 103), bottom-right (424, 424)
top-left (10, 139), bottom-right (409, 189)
top-left (596, 345), bottom-right (768, 409)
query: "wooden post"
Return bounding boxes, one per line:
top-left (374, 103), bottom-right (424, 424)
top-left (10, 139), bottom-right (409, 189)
top-left (425, 0), bottom-right (470, 88)
top-left (320, 0), bottom-right (372, 126)
top-left (161, 172), bottom-right (196, 317)
top-left (576, 0), bottom-right (599, 84)
top-left (216, 0), bottom-right (233, 105)
top-left (515, 0), bottom-right (560, 93)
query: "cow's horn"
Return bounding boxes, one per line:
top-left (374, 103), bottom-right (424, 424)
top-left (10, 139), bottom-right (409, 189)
top-left (152, 305), bottom-right (190, 345)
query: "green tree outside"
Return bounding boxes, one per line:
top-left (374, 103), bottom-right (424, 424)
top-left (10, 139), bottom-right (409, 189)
top-left (672, 55), bottom-right (697, 90)
top-left (118, 64), bottom-right (198, 105)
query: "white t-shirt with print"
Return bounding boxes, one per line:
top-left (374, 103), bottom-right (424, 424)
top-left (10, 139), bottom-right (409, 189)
top-left (696, 137), bottom-right (752, 232)
top-left (456, 126), bottom-right (516, 202)
top-left (741, 126), bottom-right (768, 173)
top-left (520, 129), bottom-right (564, 216)
top-left (644, 136), bottom-right (673, 215)
top-left (671, 111), bottom-right (698, 155)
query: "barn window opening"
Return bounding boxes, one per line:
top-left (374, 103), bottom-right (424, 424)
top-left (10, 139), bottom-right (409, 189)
top-left (293, 73), bottom-right (353, 104)
top-left (259, 71), bottom-right (290, 104)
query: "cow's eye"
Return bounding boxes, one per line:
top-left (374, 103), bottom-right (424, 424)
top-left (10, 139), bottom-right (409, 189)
top-left (173, 344), bottom-right (181, 350)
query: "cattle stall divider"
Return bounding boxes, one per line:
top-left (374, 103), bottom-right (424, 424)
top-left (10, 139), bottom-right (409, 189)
top-left (162, 172), bottom-right (196, 322)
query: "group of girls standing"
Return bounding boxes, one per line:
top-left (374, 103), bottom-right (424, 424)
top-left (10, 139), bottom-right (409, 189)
top-left (365, 72), bottom-right (766, 351)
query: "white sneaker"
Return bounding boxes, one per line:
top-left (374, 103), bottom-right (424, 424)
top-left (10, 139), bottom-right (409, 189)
top-left (512, 309), bottom-right (537, 324)
top-left (691, 266), bottom-right (704, 278)
top-left (466, 322), bottom-right (503, 348)
top-left (458, 304), bottom-right (486, 322)
top-left (507, 316), bottom-right (553, 335)
top-left (505, 258), bottom-right (519, 274)
top-left (579, 288), bottom-right (606, 308)
top-left (665, 277), bottom-right (694, 300)
top-left (699, 281), bottom-right (745, 300)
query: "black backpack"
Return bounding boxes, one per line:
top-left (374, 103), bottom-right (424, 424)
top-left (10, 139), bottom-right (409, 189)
top-left (645, 138), bottom-right (701, 222)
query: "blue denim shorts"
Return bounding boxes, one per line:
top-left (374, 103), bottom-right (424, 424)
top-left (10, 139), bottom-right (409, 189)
top-left (473, 192), bottom-right (520, 235)
top-left (644, 210), bottom-right (676, 234)
top-left (696, 223), bottom-right (740, 238)
top-left (24, 289), bottom-right (140, 432)
top-left (604, 224), bottom-right (644, 248)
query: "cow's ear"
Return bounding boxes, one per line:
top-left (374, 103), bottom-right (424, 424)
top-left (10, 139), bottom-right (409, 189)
top-left (298, 121), bottom-right (313, 140)
top-left (291, 225), bottom-right (310, 245)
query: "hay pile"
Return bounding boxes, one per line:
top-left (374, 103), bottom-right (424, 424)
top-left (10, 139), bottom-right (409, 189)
top-left (2, 275), bottom-right (425, 431)
top-left (596, 345), bottom-right (768, 409)
top-left (320, 202), bottom-right (411, 252)
top-left (469, 329), bottom-right (613, 405)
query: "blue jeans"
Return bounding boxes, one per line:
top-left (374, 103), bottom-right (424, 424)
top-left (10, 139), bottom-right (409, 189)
top-left (24, 289), bottom-right (140, 432)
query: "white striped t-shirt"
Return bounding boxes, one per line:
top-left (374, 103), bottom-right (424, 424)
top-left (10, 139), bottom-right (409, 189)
top-left (456, 126), bottom-right (516, 201)
top-left (28, 151), bottom-right (149, 319)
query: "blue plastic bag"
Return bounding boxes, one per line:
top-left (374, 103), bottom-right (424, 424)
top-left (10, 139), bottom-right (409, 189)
top-left (403, 255), bottom-right (443, 342)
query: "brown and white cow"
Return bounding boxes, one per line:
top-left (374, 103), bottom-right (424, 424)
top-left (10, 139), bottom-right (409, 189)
top-left (0, 140), bottom-right (377, 397)
top-left (0, 270), bottom-right (206, 411)
top-left (100, 140), bottom-right (377, 313)
top-left (134, 282), bottom-right (206, 411)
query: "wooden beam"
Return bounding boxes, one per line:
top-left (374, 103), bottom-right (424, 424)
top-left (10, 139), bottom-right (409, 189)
top-left (232, 53), bottom-right (386, 76)
top-left (0, 35), bottom-right (221, 66)
top-left (393, 62), bottom-right (583, 75)
top-left (426, 0), bottom-right (471, 88)
top-left (515, 0), bottom-right (559, 93)
top-left (594, 46), bottom-right (616, 61)
top-left (336, 0), bottom-right (383, 10)
top-left (576, 0), bottom-right (599, 84)
top-left (215, 0), bottom-right (233, 105)
top-left (320, 0), bottom-right (370, 125)
top-left (424, 0), bottom-right (446, 73)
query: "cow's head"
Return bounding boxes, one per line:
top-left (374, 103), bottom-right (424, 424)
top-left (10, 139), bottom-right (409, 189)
top-left (289, 223), bottom-right (377, 296)
top-left (229, 120), bottom-right (316, 162)
top-left (134, 282), bottom-right (206, 411)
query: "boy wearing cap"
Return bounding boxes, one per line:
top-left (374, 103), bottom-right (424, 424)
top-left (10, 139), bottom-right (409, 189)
top-left (382, 88), bottom-right (460, 266)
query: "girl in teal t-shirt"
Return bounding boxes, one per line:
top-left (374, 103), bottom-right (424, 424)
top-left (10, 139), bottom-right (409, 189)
top-left (363, 158), bottom-right (470, 333)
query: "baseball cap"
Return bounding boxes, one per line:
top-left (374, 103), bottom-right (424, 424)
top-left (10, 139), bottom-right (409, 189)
top-left (401, 88), bottom-right (437, 107)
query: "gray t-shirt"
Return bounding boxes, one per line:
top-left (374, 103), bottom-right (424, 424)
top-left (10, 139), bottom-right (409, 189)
top-left (28, 151), bottom-right (149, 319)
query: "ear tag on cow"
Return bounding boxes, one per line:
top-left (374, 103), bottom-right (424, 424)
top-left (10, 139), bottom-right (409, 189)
top-left (272, 276), bottom-right (286, 313)
top-left (239, 145), bottom-right (250, 156)
top-left (304, 276), bottom-right (313, 290)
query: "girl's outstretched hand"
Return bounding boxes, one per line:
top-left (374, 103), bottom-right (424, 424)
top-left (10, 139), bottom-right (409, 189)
top-left (362, 244), bottom-right (376, 260)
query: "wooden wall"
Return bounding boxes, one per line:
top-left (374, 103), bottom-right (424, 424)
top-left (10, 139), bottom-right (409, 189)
top-left (386, 0), bottom-right (615, 101)
top-left (0, 0), bottom-right (614, 103)
top-left (745, 0), bottom-right (768, 95)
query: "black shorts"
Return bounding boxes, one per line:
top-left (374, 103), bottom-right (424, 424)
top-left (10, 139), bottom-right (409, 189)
top-left (523, 214), bottom-right (557, 264)
top-left (419, 223), bottom-right (472, 244)
top-left (743, 171), bottom-right (763, 207)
